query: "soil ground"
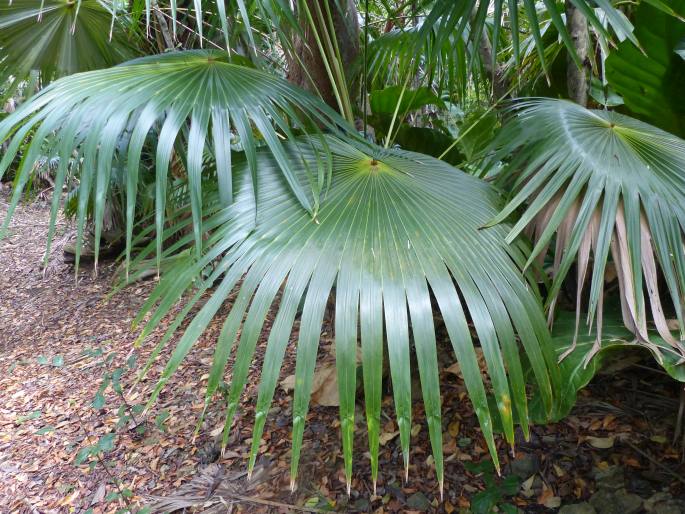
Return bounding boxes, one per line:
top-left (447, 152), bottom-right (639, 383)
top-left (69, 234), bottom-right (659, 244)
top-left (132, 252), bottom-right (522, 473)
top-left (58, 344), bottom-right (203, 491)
top-left (1, 192), bottom-right (684, 513)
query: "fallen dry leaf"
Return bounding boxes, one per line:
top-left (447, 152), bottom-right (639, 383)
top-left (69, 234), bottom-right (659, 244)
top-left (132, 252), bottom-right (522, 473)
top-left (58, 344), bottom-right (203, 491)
top-left (538, 485), bottom-right (561, 508)
top-left (444, 362), bottom-right (461, 377)
top-left (379, 431), bottom-right (399, 446)
top-left (585, 436), bottom-right (615, 449)
top-left (281, 362), bottom-right (339, 406)
top-left (520, 474), bottom-right (536, 498)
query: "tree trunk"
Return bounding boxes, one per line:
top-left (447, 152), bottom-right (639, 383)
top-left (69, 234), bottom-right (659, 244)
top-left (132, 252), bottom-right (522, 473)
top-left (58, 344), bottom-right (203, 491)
top-left (565, 1), bottom-right (590, 106)
top-left (470, 8), bottom-right (508, 99)
top-left (478, 33), bottom-right (509, 99)
top-left (286, 0), bottom-right (360, 113)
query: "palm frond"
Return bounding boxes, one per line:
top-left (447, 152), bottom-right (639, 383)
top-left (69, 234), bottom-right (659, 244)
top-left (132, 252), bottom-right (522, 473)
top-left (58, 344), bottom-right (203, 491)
top-left (486, 99), bottom-right (685, 363)
top-left (0, 0), bottom-right (135, 98)
top-left (0, 50), bottom-right (350, 276)
top-left (128, 137), bottom-right (560, 495)
top-left (419, 0), bottom-right (637, 77)
top-left (359, 24), bottom-right (472, 98)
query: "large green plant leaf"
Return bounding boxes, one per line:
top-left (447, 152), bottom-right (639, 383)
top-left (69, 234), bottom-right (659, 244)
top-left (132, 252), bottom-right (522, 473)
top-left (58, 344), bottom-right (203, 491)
top-left (486, 99), bottom-right (685, 365)
top-left (394, 126), bottom-right (463, 165)
top-left (605, 0), bottom-right (685, 136)
top-left (0, 50), bottom-right (349, 277)
top-left (0, 0), bottom-right (134, 96)
top-left (127, 137), bottom-right (560, 494)
top-left (528, 309), bottom-right (685, 423)
top-left (369, 86), bottom-right (445, 117)
top-left (368, 85), bottom-right (445, 139)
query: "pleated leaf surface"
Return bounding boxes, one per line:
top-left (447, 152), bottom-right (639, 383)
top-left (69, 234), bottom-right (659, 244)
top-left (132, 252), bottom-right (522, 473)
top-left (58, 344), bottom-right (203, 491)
top-left (130, 137), bottom-right (561, 494)
top-left (0, 49), bottom-right (347, 276)
top-left (486, 99), bottom-right (685, 363)
top-left (0, 0), bottom-right (134, 96)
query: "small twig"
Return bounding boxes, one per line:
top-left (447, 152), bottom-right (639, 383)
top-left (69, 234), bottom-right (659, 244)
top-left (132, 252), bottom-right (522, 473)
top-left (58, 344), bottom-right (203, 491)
top-left (622, 440), bottom-right (685, 486)
top-left (115, 387), bottom-right (142, 429)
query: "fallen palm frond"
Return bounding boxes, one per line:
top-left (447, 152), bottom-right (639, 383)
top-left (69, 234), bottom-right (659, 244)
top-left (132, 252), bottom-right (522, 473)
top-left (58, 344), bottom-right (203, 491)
top-left (146, 463), bottom-right (326, 513)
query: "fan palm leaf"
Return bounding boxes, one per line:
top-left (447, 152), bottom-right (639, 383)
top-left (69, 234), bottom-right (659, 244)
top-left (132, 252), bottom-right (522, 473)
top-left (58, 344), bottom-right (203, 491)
top-left (126, 137), bottom-right (561, 495)
top-left (485, 99), bottom-right (685, 364)
top-left (0, 0), bottom-right (135, 98)
top-left (0, 50), bottom-right (349, 277)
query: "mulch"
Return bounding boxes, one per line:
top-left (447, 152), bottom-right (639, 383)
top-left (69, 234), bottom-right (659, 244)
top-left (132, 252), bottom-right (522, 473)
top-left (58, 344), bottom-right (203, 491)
top-left (1, 191), bottom-right (684, 513)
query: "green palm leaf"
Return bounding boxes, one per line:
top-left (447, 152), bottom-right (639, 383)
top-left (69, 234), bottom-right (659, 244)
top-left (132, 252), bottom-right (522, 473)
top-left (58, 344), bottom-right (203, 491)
top-left (129, 137), bottom-right (560, 494)
top-left (486, 98), bottom-right (685, 364)
top-left (419, 0), bottom-right (637, 76)
top-left (0, 0), bottom-right (134, 97)
top-left (531, 307), bottom-right (685, 423)
top-left (359, 25), bottom-right (471, 98)
top-left (0, 50), bottom-right (348, 276)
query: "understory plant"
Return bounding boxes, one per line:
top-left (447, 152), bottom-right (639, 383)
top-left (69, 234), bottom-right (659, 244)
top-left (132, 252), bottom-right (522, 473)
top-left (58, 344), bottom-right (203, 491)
top-left (1, 0), bottom-right (685, 495)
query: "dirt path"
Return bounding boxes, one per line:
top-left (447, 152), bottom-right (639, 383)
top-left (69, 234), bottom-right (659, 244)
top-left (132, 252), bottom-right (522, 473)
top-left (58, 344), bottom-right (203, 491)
top-left (1, 193), bottom-right (684, 514)
top-left (0, 193), bottom-right (185, 511)
top-left (0, 193), bottom-right (344, 513)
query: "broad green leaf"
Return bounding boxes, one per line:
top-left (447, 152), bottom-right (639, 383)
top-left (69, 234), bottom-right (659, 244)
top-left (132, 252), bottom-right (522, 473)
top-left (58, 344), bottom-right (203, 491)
top-left (394, 126), bottom-right (462, 165)
top-left (369, 86), bottom-right (445, 117)
top-left (486, 99), bottom-right (685, 369)
top-left (97, 433), bottom-right (116, 453)
top-left (605, 0), bottom-right (685, 136)
top-left (129, 136), bottom-right (558, 489)
top-left (369, 86), bottom-right (445, 139)
top-left (74, 446), bottom-right (94, 465)
top-left (528, 308), bottom-right (685, 423)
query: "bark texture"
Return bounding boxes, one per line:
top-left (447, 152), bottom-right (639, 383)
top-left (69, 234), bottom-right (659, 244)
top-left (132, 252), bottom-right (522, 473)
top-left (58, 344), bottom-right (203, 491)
top-left (565, 1), bottom-right (590, 106)
top-left (478, 33), bottom-right (509, 99)
top-left (286, 0), bottom-right (360, 111)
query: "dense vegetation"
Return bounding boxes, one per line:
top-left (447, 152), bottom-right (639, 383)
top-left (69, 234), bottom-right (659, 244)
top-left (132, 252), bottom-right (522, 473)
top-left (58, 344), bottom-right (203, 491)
top-left (1, 0), bottom-right (685, 497)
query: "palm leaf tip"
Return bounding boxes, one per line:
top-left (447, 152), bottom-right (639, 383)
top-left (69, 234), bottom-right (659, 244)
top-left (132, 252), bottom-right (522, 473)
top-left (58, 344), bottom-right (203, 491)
top-left (487, 98), bottom-right (685, 363)
top-left (134, 137), bottom-right (560, 491)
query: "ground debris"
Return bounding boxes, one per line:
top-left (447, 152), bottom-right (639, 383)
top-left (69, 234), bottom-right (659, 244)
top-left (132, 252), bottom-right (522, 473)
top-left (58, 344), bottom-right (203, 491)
top-left (1, 193), bottom-right (684, 513)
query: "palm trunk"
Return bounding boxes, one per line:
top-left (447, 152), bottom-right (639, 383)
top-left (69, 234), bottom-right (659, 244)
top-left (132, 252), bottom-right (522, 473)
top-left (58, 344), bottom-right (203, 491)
top-left (470, 8), bottom-right (508, 99)
top-left (478, 32), bottom-right (509, 99)
top-left (286, 0), bottom-right (359, 116)
top-left (565, 1), bottom-right (590, 106)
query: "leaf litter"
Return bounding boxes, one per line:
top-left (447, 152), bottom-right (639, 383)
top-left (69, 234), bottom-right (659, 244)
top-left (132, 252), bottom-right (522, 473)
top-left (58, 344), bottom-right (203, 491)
top-left (1, 191), bottom-right (684, 513)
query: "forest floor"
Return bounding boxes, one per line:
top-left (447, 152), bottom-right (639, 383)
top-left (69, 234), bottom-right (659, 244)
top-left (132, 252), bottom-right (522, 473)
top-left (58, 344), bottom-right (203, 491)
top-left (1, 191), bottom-right (685, 514)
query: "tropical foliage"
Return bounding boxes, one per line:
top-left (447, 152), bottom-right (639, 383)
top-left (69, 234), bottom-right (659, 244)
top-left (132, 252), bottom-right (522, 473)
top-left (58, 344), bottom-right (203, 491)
top-left (485, 99), bottom-right (685, 363)
top-left (2, 0), bottom-right (685, 494)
